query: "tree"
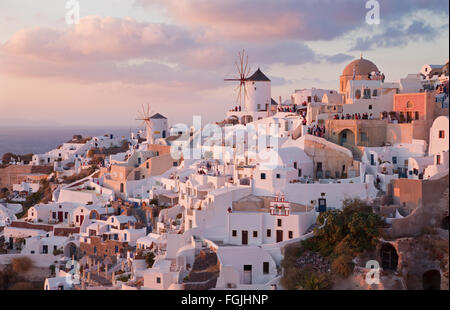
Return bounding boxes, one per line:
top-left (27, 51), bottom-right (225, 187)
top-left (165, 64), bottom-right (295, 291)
top-left (281, 198), bottom-right (384, 285)
top-left (331, 254), bottom-right (354, 278)
top-left (312, 198), bottom-right (383, 258)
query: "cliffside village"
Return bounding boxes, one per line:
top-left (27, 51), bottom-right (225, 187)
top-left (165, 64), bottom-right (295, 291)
top-left (0, 57), bottom-right (448, 290)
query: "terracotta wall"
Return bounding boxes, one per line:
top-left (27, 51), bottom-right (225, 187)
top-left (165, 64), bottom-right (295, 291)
top-left (10, 221), bottom-right (54, 232)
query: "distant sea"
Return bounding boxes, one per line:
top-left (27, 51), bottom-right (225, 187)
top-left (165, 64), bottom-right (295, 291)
top-left (0, 126), bottom-right (133, 156)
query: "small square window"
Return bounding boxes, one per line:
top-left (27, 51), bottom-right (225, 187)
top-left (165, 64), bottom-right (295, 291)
top-left (267, 229), bottom-right (271, 237)
top-left (253, 231), bottom-right (258, 238)
top-left (289, 231), bottom-right (293, 239)
top-left (369, 105), bottom-right (372, 110)
top-left (277, 219), bottom-right (282, 227)
top-left (260, 173), bottom-right (266, 180)
top-left (439, 130), bottom-right (445, 139)
top-left (361, 132), bottom-right (368, 141)
top-left (232, 230), bottom-right (237, 237)
top-left (276, 174), bottom-right (281, 179)
top-left (156, 277), bottom-right (161, 284)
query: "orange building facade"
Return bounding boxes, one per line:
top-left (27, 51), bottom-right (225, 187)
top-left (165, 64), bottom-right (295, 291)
top-left (393, 92), bottom-right (435, 123)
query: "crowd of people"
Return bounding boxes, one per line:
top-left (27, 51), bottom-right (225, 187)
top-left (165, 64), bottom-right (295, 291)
top-left (367, 72), bottom-right (385, 82)
top-left (334, 113), bottom-right (374, 120)
top-left (277, 104), bottom-right (305, 113)
top-left (307, 123), bottom-right (326, 137)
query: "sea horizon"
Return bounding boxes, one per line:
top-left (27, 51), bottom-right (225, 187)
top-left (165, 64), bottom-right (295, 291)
top-left (0, 126), bottom-right (135, 156)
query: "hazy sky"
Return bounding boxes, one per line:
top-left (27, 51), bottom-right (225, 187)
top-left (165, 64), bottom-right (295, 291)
top-left (0, 0), bottom-right (448, 129)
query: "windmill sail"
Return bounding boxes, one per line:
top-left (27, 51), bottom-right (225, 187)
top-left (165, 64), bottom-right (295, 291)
top-left (136, 103), bottom-right (154, 144)
top-left (224, 49), bottom-right (251, 109)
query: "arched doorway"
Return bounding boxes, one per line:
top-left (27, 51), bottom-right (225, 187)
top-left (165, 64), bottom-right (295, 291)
top-left (339, 129), bottom-right (355, 146)
top-left (240, 115), bottom-right (253, 125)
top-left (442, 216), bottom-right (449, 230)
top-left (228, 115), bottom-right (239, 125)
top-left (380, 243), bottom-right (398, 271)
top-left (423, 270), bottom-right (441, 290)
top-left (64, 242), bottom-right (79, 259)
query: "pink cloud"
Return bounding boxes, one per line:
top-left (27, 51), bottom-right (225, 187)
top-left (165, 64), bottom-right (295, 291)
top-left (136, 0), bottom-right (448, 42)
top-left (2, 16), bottom-right (193, 62)
top-left (0, 16), bottom-right (224, 89)
top-left (0, 15), bottom-right (354, 89)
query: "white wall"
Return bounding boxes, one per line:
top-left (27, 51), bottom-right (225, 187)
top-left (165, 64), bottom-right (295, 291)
top-left (245, 80), bottom-right (271, 112)
top-left (216, 246), bottom-right (277, 285)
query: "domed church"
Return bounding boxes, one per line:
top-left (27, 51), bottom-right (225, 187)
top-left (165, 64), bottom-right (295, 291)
top-left (339, 56), bottom-right (381, 95)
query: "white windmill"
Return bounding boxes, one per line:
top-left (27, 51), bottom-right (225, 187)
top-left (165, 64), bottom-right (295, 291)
top-left (136, 104), bottom-right (155, 144)
top-left (224, 49), bottom-right (252, 110)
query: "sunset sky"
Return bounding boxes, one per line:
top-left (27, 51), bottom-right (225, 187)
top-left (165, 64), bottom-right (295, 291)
top-left (0, 0), bottom-right (448, 128)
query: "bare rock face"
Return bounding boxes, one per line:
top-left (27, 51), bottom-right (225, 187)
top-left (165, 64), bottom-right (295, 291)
top-left (380, 236), bottom-right (449, 290)
top-left (332, 267), bottom-right (405, 290)
top-left (373, 174), bottom-right (449, 290)
top-left (386, 175), bottom-right (449, 239)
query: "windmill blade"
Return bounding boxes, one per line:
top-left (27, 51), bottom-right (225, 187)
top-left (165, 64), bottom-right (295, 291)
top-left (243, 83), bottom-right (249, 101)
top-left (243, 54), bottom-right (248, 78)
top-left (245, 57), bottom-right (251, 78)
top-left (235, 60), bottom-right (242, 77)
top-left (236, 85), bottom-right (242, 106)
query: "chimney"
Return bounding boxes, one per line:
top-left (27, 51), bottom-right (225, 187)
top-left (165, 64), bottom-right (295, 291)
top-left (279, 96), bottom-right (282, 105)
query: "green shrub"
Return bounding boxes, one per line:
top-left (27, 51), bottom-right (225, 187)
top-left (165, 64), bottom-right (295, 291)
top-left (281, 266), bottom-right (331, 290)
top-left (117, 275), bottom-right (130, 282)
top-left (299, 272), bottom-right (332, 290)
top-left (281, 198), bottom-right (383, 284)
top-left (280, 268), bottom-right (306, 290)
top-left (331, 254), bottom-right (354, 278)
